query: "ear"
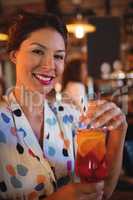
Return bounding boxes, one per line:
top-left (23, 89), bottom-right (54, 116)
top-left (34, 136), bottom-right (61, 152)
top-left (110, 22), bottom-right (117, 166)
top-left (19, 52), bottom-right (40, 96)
top-left (9, 51), bottom-right (17, 64)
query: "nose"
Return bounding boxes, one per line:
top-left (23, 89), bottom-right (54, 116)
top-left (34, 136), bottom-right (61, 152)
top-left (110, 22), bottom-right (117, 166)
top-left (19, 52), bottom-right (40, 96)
top-left (41, 53), bottom-right (55, 70)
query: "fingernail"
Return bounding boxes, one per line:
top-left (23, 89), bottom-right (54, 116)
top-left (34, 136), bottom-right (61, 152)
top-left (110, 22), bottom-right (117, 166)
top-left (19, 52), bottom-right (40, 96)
top-left (108, 125), bottom-right (114, 131)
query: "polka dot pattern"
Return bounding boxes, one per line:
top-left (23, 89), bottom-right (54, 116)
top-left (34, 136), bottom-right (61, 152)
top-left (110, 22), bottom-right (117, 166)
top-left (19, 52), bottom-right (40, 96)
top-left (16, 143), bottom-right (24, 154)
top-left (58, 106), bottom-right (64, 111)
top-left (6, 165), bottom-right (16, 176)
top-left (0, 130), bottom-right (6, 143)
top-left (18, 128), bottom-right (27, 137)
top-left (63, 114), bottom-right (73, 124)
top-left (13, 109), bottom-right (22, 117)
top-left (10, 176), bottom-right (22, 188)
top-left (69, 115), bottom-right (74, 123)
top-left (10, 127), bottom-right (17, 136)
top-left (62, 148), bottom-right (69, 157)
top-left (16, 164), bottom-right (28, 176)
top-left (37, 175), bottom-right (46, 184)
top-left (0, 181), bottom-right (7, 192)
top-left (35, 183), bottom-right (44, 191)
top-left (48, 146), bottom-right (56, 156)
top-left (0, 93), bottom-right (79, 198)
top-left (46, 117), bottom-right (56, 126)
top-left (1, 113), bottom-right (10, 123)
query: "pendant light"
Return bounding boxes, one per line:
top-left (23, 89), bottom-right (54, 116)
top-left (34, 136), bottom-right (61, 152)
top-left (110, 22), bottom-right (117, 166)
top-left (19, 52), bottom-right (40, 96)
top-left (67, 14), bottom-right (96, 39)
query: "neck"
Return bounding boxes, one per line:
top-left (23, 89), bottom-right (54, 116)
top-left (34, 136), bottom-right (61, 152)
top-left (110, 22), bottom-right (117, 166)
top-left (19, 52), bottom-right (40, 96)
top-left (14, 85), bottom-right (45, 116)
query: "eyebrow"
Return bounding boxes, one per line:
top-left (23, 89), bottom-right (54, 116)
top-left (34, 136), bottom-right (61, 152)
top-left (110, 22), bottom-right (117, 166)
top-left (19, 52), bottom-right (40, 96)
top-left (30, 42), bottom-right (66, 53)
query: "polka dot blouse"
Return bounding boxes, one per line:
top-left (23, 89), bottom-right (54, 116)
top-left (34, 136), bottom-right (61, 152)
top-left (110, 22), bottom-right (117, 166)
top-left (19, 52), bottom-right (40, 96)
top-left (0, 92), bottom-right (80, 199)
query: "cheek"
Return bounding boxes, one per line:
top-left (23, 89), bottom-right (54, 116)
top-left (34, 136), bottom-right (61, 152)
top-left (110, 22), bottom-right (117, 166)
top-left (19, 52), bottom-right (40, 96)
top-left (56, 62), bottom-right (64, 76)
top-left (17, 55), bottom-right (37, 72)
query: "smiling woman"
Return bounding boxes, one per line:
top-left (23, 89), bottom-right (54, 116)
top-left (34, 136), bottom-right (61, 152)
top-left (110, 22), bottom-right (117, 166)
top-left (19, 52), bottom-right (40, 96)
top-left (0, 11), bottom-right (127, 200)
top-left (9, 28), bottom-right (65, 95)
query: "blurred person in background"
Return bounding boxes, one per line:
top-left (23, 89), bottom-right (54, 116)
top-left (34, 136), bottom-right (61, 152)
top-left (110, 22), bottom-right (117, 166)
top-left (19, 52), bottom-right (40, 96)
top-left (62, 58), bottom-right (89, 110)
top-left (0, 11), bottom-right (127, 200)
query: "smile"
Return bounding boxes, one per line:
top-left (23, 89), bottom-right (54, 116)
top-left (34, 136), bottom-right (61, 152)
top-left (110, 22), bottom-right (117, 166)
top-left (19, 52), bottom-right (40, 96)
top-left (33, 73), bottom-right (55, 85)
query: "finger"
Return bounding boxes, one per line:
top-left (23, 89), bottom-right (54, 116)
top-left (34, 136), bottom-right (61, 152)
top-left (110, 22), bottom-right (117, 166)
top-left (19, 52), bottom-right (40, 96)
top-left (81, 101), bottom-right (113, 125)
top-left (87, 100), bottom-right (107, 117)
top-left (108, 114), bottom-right (127, 131)
top-left (80, 100), bottom-right (106, 122)
top-left (88, 100), bottom-right (106, 107)
top-left (91, 107), bottom-right (122, 128)
top-left (92, 102), bottom-right (116, 120)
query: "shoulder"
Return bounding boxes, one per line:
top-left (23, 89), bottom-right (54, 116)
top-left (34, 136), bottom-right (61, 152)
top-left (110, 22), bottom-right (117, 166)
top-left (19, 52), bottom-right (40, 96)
top-left (0, 96), bottom-right (9, 111)
top-left (0, 96), bottom-right (12, 122)
top-left (0, 97), bottom-right (13, 139)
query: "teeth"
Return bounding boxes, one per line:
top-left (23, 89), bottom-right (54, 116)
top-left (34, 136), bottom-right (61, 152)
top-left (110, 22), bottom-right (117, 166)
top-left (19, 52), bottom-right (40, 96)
top-left (35, 74), bottom-right (51, 81)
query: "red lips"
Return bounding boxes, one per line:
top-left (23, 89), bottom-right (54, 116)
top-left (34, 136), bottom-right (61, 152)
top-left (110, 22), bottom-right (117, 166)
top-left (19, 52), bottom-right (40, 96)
top-left (33, 73), bottom-right (55, 85)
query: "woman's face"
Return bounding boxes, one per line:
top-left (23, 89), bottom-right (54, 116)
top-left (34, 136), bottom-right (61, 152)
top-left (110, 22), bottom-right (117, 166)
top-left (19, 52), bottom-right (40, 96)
top-left (11, 28), bottom-right (66, 95)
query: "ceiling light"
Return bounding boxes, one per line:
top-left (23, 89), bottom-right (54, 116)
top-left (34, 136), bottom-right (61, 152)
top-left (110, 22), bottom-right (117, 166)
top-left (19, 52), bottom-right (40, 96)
top-left (0, 33), bottom-right (8, 41)
top-left (67, 14), bottom-right (96, 39)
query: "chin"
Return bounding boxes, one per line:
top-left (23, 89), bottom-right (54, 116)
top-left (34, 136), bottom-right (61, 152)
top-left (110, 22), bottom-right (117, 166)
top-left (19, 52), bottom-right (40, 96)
top-left (35, 85), bottom-right (53, 96)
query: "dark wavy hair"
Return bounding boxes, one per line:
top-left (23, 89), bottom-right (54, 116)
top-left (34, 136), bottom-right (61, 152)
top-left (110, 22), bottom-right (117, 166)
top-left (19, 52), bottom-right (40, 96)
top-left (7, 11), bottom-right (68, 52)
top-left (0, 78), bottom-right (5, 95)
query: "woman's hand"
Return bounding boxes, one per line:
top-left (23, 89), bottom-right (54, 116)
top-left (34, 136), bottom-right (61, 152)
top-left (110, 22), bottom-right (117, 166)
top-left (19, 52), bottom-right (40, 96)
top-left (47, 181), bottom-right (104, 200)
top-left (81, 100), bottom-right (128, 199)
top-left (81, 100), bottom-right (127, 133)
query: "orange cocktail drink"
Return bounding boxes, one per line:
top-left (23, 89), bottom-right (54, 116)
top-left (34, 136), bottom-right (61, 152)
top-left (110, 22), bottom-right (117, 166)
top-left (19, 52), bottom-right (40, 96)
top-left (75, 128), bottom-right (108, 183)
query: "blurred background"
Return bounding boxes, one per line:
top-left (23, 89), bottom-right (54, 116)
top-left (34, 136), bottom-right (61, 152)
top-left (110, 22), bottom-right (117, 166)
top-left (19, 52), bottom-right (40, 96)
top-left (0, 1), bottom-right (132, 199)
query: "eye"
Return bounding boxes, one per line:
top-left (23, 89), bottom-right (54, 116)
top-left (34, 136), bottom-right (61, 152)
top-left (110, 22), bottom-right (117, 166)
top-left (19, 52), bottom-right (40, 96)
top-left (54, 54), bottom-right (64, 60)
top-left (32, 49), bottom-right (44, 55)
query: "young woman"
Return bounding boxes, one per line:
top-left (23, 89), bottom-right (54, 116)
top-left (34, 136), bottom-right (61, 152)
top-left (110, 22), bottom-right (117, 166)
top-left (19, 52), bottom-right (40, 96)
top-left (0, 12), bottom-right (127, 200)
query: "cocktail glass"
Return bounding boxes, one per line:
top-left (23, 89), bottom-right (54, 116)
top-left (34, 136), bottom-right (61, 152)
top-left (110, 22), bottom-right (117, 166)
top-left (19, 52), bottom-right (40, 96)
top-left (75, 127), bottom-right (108, 183)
